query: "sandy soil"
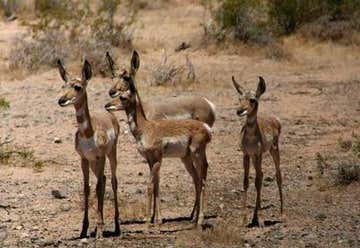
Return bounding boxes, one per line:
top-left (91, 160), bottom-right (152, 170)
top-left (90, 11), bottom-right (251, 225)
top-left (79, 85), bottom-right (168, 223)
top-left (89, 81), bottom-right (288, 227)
top-left (0, 1), bottom-right (360, 247)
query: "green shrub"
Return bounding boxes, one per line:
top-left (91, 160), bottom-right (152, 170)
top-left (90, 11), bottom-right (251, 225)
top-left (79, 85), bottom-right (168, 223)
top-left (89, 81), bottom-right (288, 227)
top-left (269, 0), bottom-right (360, 35)
top-left (268, 0), bottom-right (326, 35)
top-left (9, 1), bottom-right (135, 74)
top-left (213, 0), bottom-right (272, 45)
top-left (0, 98), bottom-right (10, 110)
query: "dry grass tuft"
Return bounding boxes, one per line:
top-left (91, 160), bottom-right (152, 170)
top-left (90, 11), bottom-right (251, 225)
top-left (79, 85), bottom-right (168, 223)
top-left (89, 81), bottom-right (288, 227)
top-left (201, 221), bottom-right (245, 246)
top-left (265, 42), bottom-right (292, 61)
top-left (0, 98), bottom-right (10, 110)
top-left (316, 134), bottom-right (360, 186)
top-left (149, 50), bottom-right (197, 86)
top-left (176, 219), bottom-right (245, 247)
top-left (120, 201), bottom-right (146, 220)
top-left (9, 0), bottom-right (135, 75)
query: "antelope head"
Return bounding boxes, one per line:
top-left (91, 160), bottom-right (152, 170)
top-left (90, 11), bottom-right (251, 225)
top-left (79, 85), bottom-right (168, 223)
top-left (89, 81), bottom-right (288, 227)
top-left (57, 59), bottom-right (92, 107)
top-left (105, 51), bottom-right (140, 111)
top-left (232, 76), bottom-right (266, 117)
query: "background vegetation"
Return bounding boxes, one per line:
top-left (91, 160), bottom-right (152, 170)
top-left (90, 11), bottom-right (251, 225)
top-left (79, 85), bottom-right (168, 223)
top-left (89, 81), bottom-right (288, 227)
top-left (202, 0), bottom-right (360, 45)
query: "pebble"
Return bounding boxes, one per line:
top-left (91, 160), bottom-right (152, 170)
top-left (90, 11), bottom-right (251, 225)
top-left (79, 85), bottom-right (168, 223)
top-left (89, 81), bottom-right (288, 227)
top-left (314, 213), bottom-right (327, 221)
top-left (54, 137), bottom-right (62, 144)
top-left (60, 204), bottom-right (71, 212)
top-left (52, 190), bottom-right (66, 199)
top-left (15, 225), bottom-right (23, 230)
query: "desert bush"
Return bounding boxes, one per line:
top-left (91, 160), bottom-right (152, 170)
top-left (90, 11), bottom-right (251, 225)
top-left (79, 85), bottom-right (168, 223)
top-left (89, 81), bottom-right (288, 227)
top-left (210, 0), bottom-right (272, 45)
top-left (9, 0), bottom-right (135, 74)
top-left (300, 12), bottom-right (360, 44)
top-left (265, 42), bottom-right (292, 61)
top-left (317, 134), bottom-right (360, 186)
top-left (149, 50), bottom-right (197, 86)
top-left (269, 0), bottom-right (360, 36)
top-left (336, 162), bottom-right (360, 185)
top-left (0, 98), bottom-right (10, 110)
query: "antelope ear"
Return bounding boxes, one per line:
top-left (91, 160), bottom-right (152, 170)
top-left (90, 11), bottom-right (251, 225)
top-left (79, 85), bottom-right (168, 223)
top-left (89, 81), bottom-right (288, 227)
top-left (232, 76), bottom-right (244, 95)
top-left (128, 78), bottom-right (136, 94)
top-left (106, 51), bottom-right (116, 78)
top-left (130, 50), bottom-right (140, 77)
top-left (256, 76), bottom-right (266, 97)
top-left (57, 59), bottom-right (68, 83)
top-left (82, 59), bottom-right (92, 82)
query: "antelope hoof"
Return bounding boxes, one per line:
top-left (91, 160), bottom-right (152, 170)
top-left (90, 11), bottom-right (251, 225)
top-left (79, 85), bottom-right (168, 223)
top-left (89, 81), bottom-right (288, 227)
top-left (80, 230), bottom-right (87, 239)
top-left (114, 222), bottom-right (121, 236)
top-left (96, 225), bottom-right (104, 239)
top-left (247, 218), bottom-right (260, 228)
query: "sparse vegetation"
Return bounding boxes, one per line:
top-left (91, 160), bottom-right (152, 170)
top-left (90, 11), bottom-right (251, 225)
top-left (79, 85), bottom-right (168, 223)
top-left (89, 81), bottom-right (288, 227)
top-left (9, 0), bottom-right (136, 74)
top-left (0, 135), bottom-right (47, 171)
top-left (336, 162), bottom-right (360, 185)
top-left (149, 50), bottom-right (197, 86)
top-left (203, 0), bottom-right (360, 46)
top-left (317, 134), bottom-right (360, 186)
top-left (201, 221), bottom-right (245, 246)
top-left (0, 98), bottom-right (10, 110)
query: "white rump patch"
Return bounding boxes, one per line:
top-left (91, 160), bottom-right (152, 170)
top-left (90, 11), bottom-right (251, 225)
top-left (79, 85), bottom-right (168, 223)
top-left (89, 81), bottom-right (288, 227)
top-left (162, 135), bottom-right (189, 157)
top-left (203, 97), bottom-right (216, 117)
top-left (203, 123), bottom-right (212, 139)
top-left (166, 113), bottom-right (192, 120)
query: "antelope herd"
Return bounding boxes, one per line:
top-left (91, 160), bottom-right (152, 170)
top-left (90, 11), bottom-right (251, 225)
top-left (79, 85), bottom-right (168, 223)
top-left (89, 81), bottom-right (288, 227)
top-left (56, 51), bottom-right (283, 239)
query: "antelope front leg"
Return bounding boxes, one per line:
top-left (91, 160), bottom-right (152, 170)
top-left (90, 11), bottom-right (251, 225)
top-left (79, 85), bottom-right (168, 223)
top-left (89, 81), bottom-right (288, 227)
top-left (108, 148), bottom-right (120, 235)
top-left (93, 157), bottom-right (106, 238)
top-left (152, 162), bottom-right (162, 224)
top-left (242, 154), bottom-right (250, 224)
top-left (80, 158), bottom-right (90, 238)
top-left (250, 154), bottom-right (263, 227)
top-left (181, 155), bottom-right (200, 222)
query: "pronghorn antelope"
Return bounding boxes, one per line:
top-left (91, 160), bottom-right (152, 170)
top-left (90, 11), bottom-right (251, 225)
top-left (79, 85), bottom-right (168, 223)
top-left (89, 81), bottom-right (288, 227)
top-left (105, 51), bottom-right (212, 225)
top-left (57, 59), bottom-right (120, 238)
top-left (105, 52), bottom-right (216, 127)
top-left (232, 76), bottom-right (283, 227)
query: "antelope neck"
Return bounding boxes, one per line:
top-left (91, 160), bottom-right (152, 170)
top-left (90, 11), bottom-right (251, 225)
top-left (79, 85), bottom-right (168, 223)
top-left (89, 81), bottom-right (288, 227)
top-left (244, 105), bottom-right (258, 131)
top-left (125, 101), bottom-right (147, 140)
top-left (74, 93), bottom-right (94, 138)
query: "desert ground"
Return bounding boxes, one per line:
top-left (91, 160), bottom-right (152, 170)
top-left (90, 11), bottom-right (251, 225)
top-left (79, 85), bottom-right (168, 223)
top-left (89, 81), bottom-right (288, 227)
top-left (0, 1), bottom-right (360, 247)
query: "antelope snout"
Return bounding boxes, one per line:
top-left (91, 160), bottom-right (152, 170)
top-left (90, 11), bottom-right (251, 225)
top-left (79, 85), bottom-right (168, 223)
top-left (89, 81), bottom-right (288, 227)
top-left (105, 102), bottom-right (113, 111)
top-left (58, 96), bottom-right (67, 107)
top-left (237, 109), bottom-right (248, 117)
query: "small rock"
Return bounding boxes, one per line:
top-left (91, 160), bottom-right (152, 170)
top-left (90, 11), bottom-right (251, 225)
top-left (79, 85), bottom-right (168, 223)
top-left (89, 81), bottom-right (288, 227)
top-left (20, 232), bottom-right (29, 238)
top-left (51, 190), bottom-right (66, 199)
top-left (314, 213), bottom-right (327, 221)
top-left (264, 176), bottom-right (274, 182)
top-left (79, 238), bottom-right (89, 247)
top-left (60, 204), bottom-right (71, 212)
top-left (308, 176), bottom-right (313, 180)
top-left (135, 188), bottom-right (143, 194)
top-left (219, 203), bottom-right (224, 210)
top-left (15, 225), bottom-right (23, 230)
top-left (138, 172), bottom-right (143, 176)
top-left (54, 137), bottom-right (62, 144)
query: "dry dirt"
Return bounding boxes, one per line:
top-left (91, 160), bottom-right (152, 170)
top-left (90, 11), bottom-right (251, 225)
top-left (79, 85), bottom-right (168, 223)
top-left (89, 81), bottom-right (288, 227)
top-left (1, 1), bottom-right (360, 247)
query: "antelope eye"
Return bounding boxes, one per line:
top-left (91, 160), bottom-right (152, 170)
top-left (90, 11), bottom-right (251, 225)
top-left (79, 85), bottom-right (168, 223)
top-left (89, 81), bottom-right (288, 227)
top-left (74, 85), bottom-right (82, 91)
top-left (250, 98), bottom-right (256, 104)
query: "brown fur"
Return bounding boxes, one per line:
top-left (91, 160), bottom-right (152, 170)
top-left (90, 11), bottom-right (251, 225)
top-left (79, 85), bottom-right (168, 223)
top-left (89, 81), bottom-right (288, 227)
top-left (105, 52), bottom-right (216, 126)
top-left (233, 76), bottom-right (283, 227)
top-left (57, 59), bottom-right (121, 238)
top-left (105, 51), bottom-right (212, 226)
